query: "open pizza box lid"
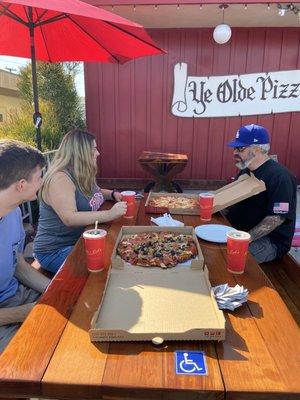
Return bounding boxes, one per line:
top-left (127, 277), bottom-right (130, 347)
top-left (212, 173), bottom-right (266, 213)
top-left (89, 226), bottom-right (225, 343)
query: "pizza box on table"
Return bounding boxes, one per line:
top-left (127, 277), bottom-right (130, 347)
top-left (89, 226), bottom-right (225, 343)
top-left (145, 192), bottom-right (199, 215)
top-left (144, 173), bottom-right (265, 216)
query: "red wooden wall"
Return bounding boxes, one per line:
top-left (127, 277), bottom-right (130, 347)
top-left (85, 27), bottom-right (300, 181)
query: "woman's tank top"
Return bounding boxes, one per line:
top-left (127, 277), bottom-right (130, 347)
top-left (33, 171), bottom-right (104, 254)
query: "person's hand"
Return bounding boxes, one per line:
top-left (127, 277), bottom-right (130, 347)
top-left (113, 191), bottom-right (123, 202)
top-left (109, 201), bottom-right (127, 219)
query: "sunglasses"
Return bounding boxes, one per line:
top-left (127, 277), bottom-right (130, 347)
top-left (233, 146), bottom-right (249, 153)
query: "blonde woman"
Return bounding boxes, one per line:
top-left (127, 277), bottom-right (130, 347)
top-left (33, 130), bottom-right (127, 273)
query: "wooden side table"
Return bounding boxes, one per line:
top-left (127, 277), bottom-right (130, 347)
top-left (138, 151), bottom-right (188, 192)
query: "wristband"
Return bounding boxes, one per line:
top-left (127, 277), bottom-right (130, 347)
top-left (111, 189), bottom-right (118, 201)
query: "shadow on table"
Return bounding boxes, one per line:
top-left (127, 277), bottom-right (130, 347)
top-left (244, 300), bottom-right (264, 319)
top-left (215, 316), bottom-right (250, 361)
top-left (91, 305), bottom-right (251, 363)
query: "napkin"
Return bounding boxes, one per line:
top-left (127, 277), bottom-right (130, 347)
top-left (151, 213), bottom-right (184, 227)
top-left (212, 284), bottom-right (248, 311)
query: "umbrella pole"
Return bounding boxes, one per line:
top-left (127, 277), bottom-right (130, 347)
top-left (29, 7), bottom-right (42, 151)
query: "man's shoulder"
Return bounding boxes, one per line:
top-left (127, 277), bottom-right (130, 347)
top-left (261, 160), bottom-right (296, 183)
top-left (0, 207), bottom-right (24, 241)
top-left (1, 207), bottom-right (22, 224)
top-left (8, 207), bottom-right (22, 222)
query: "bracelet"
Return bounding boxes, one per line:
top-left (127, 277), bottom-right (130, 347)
top-left (111, 189), bottom-right (118, 201)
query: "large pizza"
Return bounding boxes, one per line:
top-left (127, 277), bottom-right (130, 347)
top-left (148, 195), bottom-right (198, 210)
top-left (117, 232), bottom-right (197, 268)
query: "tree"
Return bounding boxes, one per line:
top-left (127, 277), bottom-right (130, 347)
top-left (64, 62), bottom-right (81, 74)
top-left (0, 100), bottom-right (61, 150)
top-left (17, 62), bottom-right (85, 149)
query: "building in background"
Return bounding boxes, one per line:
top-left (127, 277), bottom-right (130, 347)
top-left (0, 69), bottom-right (22, 123)
top-left (84, 0), bottom-right (300, 184)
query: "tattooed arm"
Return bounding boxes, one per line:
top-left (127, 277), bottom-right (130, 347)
top-left (248, 215), bottom-right (285, 242)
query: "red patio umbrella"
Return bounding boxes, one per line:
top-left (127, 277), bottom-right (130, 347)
top-left (0, 0), bottom-right (164, 149)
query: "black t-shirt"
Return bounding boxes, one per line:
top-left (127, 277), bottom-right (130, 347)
top-left (226, 159), bottom-right (297, 258)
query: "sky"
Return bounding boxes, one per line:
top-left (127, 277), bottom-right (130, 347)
top-left (0, 55), bottom-right (85, 97)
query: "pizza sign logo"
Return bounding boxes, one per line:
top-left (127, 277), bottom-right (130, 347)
top-left (87, 248), bottom-right (102, 256)
top-left (228, 249), bottom-right (247, 256)
top-left (200, 204), bottom-right (212, 210)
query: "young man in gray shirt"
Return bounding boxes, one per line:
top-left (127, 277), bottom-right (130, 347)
top-left (0, 140), bottom-right (50, 352)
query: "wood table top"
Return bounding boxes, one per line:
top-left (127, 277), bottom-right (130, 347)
top-left (0, 198), bottom-right (299, 400)
top-left (138, 151), bottom-right (188, 163)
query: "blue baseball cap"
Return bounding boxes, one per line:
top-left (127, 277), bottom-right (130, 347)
top-left (227, 124), bottom-right (270, 147)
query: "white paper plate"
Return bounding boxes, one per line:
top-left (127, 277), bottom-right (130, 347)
top-left (195, 224), bottom-right (236, 243)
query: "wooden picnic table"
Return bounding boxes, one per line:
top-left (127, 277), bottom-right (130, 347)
top-left (138, 151), bottom-right (188, 192)
top-left (0, 198), bottom-right (299, 400)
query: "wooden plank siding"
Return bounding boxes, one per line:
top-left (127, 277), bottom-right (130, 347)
top-left (85, 27), bottom-right (300, 181)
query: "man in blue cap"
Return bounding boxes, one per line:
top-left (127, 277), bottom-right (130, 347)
top-left (225, 124), bottom-right (297, 263)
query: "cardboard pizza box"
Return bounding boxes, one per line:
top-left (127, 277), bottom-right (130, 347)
top-left (145, 193), bottom-right (199, 215)
top-left (111, 225), bottom-right (204, 269)
top-left (89, 265), bottom-right (225, 343)
top-left (144, 174), bottom-right (265, 216)
top-left (212, 173), bottom-right (266, 213)
top-left (89, 226), bottom-right (225, 343)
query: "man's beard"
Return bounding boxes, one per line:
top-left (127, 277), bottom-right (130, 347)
top-left (235, 150), bottom-right (256, 170)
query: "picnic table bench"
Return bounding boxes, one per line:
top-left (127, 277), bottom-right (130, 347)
top-left (0, 199), bottom-right (299, 400)
top-left (261, 254), bottom-right (300, 325)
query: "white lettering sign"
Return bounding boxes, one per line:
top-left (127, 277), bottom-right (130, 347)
top-left (171, 63), bottom-right (300, 118)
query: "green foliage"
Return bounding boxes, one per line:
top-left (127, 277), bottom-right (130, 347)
top-left (16, 62), bottom-right (85, 150)
top-left (0, 100), bottom-right (61, 150)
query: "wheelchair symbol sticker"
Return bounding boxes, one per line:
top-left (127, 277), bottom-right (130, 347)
top-left (175, 351), bottom-right (207, 375)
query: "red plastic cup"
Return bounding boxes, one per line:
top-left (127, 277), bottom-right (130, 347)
top-left (83, 229), bottom-right (107, 272)
top-left (121, 191), bottom-right (136, 218)
top-left (226, 230), bottom-right (251, 274)
top-left (199, 193), bottom-right (215, 222)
